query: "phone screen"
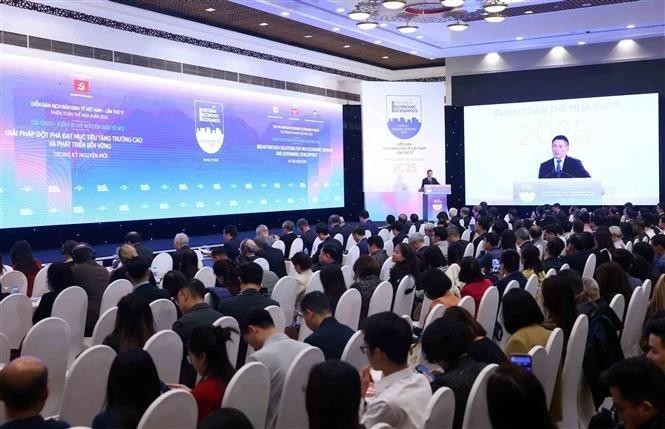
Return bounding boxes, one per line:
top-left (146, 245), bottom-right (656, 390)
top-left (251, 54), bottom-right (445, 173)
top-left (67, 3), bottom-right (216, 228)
top-left (509, 354), bottom-right (533, 372)
top-left (415, 364), bottom-right (434, 381)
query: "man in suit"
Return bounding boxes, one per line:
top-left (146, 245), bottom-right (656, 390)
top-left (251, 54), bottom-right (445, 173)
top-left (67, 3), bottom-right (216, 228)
top-left (301, 291), bottom-right (354, 360)
top-left (495, 249), bottom-right (527, 296)
top-left (127, 257), bottom-right (170, 303)
top-left (352, 228), bottom-right (369, 256)
top-left (255, 236), bottom-right (287, 278)
top-left (446, 225), bottom-right (468, 263)
top-left (390, 221), bottom-right (408, 248)
top-left (409, 232), bottom-right (428, 263)
top-left (124, 231), bottom-right (154, 265)
top-left (311, 222), bottom-right (343, 265)
top-left (71, 243), bottom-right (110, 337)
top-left (170, 232), bottom-right (190, 271)
top-left (0, 357), bottom-right (69, 429)
top-left (279, 220), bottom-right (298, 257)
top-left (368, 236), bottom-right (389, 269)
top-left (419, 169), bottom-right (440, 191)
top-left (359, 210), bottom-right (379, 236)
top-left (472, 216), bottom-right (491, 254)
top-left (221, 224), bottom-right (240, 260)
top-left (562, 233), bottom-right (592, 275)
top-left (329, 214), bottom-right (350, 247)
top-left (538, 135), bottom-right (591, 179)
top-left (172, 278), bottom-right (222, 387)
top-left (297, 218), bottom-right (317, 255)
top-left (218, 262), bottom-right (279, 366)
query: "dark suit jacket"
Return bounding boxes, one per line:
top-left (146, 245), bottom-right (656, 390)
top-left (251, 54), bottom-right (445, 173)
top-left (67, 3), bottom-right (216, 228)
top-left (133, 242), bottom-right (154, 264)
top-left (543, 257), bottom-right (564, 273)
top-left (170, 246), bottom-right (189, 271)
top-left (0, 416), bottom-right (69, 429)
top-left (495, 271), bottom-right (528, 296)
top-left (538, 156), bottom-right (591, 179)
top-left (72, 261), bottom-right (110, 336)
top-left (32, 291), bottom-right (58, 324)
top-left (361, 220), bottom-right (379, 236)
top-left (257, 247), bottom-right (287, 278)
top-left (304, 317), bottom-right (354, 360)
top-left (301, 229), bottom-right (317, 255)
top-left (132, 282), bottom-right (170, 303)
top-left (563, 249), bottom-right (592, 275)
top-left (420, 177), bottom-right (440, 190)
top-left (312, 236), bottom-right (344, 265)
top-left (110, 266), bottom-right (157, 287)
top-left (280, 232), bottom-right (298, 257)
top-left (392, 232), bottom-right (408, 247)
top-left (357, 238), bottom-right (369, 256)
top-left (172, 303), bottom-right (222, 387)
top-left (330, 225), bottom-right (352, 247)
top-left (222, 238), bottom-right (240, 261)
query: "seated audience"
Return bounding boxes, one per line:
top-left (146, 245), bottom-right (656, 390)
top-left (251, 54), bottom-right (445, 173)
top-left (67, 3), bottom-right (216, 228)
top-left (562, 233), bottom-right (592, 275)
top-left (388, 243), bottom-right (420, 292)
top-left (632, 242), bottom-right (655, 282)
top-left (291, 252), bottom-right (313, 301)
top-left (609, 225), bottom-right (625, 249)
top-left (653, 234), bottom-right (665, 279)
top-left (319, 264), bottom-right (347, 313)
top-left (352, 228), bottom-right (369, 256)
top-left (161, 269), bottom-right (187, 313)
top-left (92, 349), bottom-right (161, 429)
top-left (123, 231), bottom-right (154, 264)
top-left (446, 225), bottom-right (468, 265)
top-left (60, 240), bottom-right (78, 265)
top-left (71, 243), bottom-right (110, 336)
top-left (200, 409), bottom-right (253, 429)
top-left (243, 308), bottom-right (310, 429)
top-left (306, 360), bottom-right (362, 429)
top-left (499, 229), bottom-right (517, 252)
top-left (521, 244), bottom-right (545, 287)
top-left (110, 244), bottom-right (158, 287)
top-left (170, 232), bottom-right (190, 271)
top-left (444, 306), bottom-right (507, 365)
top-left (487, 364), bottom-right (556, 429)
top-left (221, 225), bottom-right (241, 261)
top-left (311, 222), bottom-right (343, 266)
top-left (541, 275), bottom-right (578, 341)
top-left (409, 232), bottom-right (428, 261)
top-left (126, 257), bottom-right (170, 303)
top-left (0, 356), bottom-right (69, 429)
top-left (542, 238), bottom-right (565, 272)
top-left (390, 221), bottom-right (408, 247)
top-left (210, 246), bottom-right (229, 263)
top-left (301, 291), bottom-right (354, 360)
top-left (10, 240), bottom-right (43, 297)
top-left (422, 246), bottom-right (460, 295)
top-left (255, 224), bottom-right (276, 247)
top-left (212, 259), bottom-right (240, 298)
top-left (477, 232), bottom-right (502, 281)
top-left (255, 236), bottom-right (286, 278)
top-left (350, 255), bottom-right (382, 321)
top-left (358, 209), bottom-right (379, 237)
top-left (316, 245), bottom-right (342, 269)
top-left (103, 293), bottom-right (155, 353)
top-left (279, 220), bottom-right (298, 258)
top-left (495, 249), bottom-right (527, 296)
top-left (646, 274), bottom-right (665, 321)
top-left (179, 247), bottom-right (200, 279)
top-left (595, 261), bottom-right (634, 309)
top-left (459, 256), bottom-right (492, 312)
top-left (32, 262), bottom-right (74, 324)
top-left (614, 249), bottom-right (644, 289)
top-left (645, 317), bottom-right (665, 371)
top-left (593, 226), bottom-right (615, 266)
top-left (359, 312), bottom-right (431, 429)
top-left (432, 226), bottom-right (449, 258)
top-left (297, 218), bottom-right (317, 255)
top-left (367, 236), bottom-right (388, 269)
top-left (422, 268), bottom-right (459, 320)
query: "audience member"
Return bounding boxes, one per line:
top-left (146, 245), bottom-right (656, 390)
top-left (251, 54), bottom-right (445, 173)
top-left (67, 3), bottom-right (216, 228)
top-left (351, 255), bottom-right (381, 321)
top-left (502, 289), bottom-right (551, 354)
top-left (541, 275), bottom-right (578, 341)
top-left (646, 275), bottom-right (665, 321)
top-left (179, 247), bottom-right (200, 279)
top-left (388, 243), bottom-right (420, 293)
top-left (161, 269), bottom-right (187, 302)
top-left (459, 256), bottom-right (492, 312)
top-left (60, 240), bottom-right (78, 265)
top-left (631, 242), bottom-right (655, 282)
top-left (645, 317), bottom-right (665, 371)
top-left (71, 243), bottom-right (110, 336)
top-left (0, 357), bottom-right (69, 429)
top-left (255, 235), bottom-right (287, 277)
top-left (316, 244), bottom-right (342, 268)
top-left (319, 264), bottom-right (347, 313)
top-left (255, 224), bottom-right (276, 247)
top-left (421, 269), bottom-right (459, 320)
top-left (210, 246), bottom-right (229, 263)
top-left (123, 231), bottom-right (154, 264)
top-left (32, 262), bottom-right (74, 324)
top-left (652, 234), bottom-right (665, 279)
top-left (170, 232), bottom-right (190, 271)
top-left (446, 225), bottom-right (468, 265)
top-left (613, 249), bottom-right (644, 289)
top-left (594, 226), bottom-right (615, 266)
top-left (212, 259), bottom-right (240, 298)
top-left (311, 222), bottom-right (343, 266)
top-left (495, 249), bottom-right (527, 296)
top-left (432, 226), bottom-right (449, 257)
top-left (352, 228), bottom-right (369, 256)
top-left (221, 225), bottom-right (241, 261)
top-left (110, 244), bottom-right (158, 287)
top-left (515, 227), bottom-right (531, 251)
top-left (126, 257), bottom-right (170, 302)
top-left (301, 291), bottom-right (354, 360)
top-left (9, 240), bottom-right (42, 297)
top-left (390, 221), bottom-right (408, 247)
top-left (472, 216), bottom-right (491, 253)
top-left (595, 261), bottom-right (634, 308)
top-left (297, 218), bottom-right (317, 254)
top-left (367, 236), bottom-right (388, 268)
top-left (409, 232), bottom-right (428, 261)
top-left (444, 306), bottom-right (507, 365)
top-left (562, 233), bottom-right (592, 275)
top-left (199, 409), bottom-right (253, 429)
top-left (359, 312), bottom-right (431, 429)
top-left (499, 229), bottom-right (517, 252)
top-left (521, 244), bottom-right (545, 287)
top-left (358, 209), bottom-right (379, 236)
top-left (477, 232), bottom-right (502, 281)
top-left (610, 225), bottom-right (625, 249)
top-left (306, 360), bottom-right (362, 429)
top-left (291, 252), bottom-right (313, 301)
top-left (103, 293), bottom-right (155, 353)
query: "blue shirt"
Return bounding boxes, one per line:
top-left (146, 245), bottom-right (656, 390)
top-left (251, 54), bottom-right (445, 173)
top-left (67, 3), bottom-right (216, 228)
top-left (655, 254), bottom-right (665, 279)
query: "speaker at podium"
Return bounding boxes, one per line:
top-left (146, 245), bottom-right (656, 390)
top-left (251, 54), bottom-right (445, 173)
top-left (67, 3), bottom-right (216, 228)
top-left (422, 184), bottom-right (451, 222)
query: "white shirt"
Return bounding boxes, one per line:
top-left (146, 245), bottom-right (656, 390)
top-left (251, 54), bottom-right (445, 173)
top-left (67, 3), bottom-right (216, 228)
top-left (613, 240), bottom-right (625, 249)
top-left (361, 367), bottom-right (432, 429)
top-left (553, 156), bottom-right (566, 172)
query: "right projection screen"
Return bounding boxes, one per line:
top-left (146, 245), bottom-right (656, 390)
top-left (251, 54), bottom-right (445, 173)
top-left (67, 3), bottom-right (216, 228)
top-left (464, 93), bottom-right (659, 206)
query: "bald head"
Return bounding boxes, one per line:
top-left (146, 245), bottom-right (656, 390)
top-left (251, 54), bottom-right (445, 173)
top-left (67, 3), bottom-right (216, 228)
top-left (0, 356), bottom-right (49, 416)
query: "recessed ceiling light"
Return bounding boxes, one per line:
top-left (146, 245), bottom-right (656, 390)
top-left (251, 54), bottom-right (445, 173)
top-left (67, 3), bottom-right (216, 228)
top-left (205, 7), bottom-right (215, 12)
top-left (332, 27), bottom-right (340, 32)
top-left (516, 36), bottom-right (524, 40)
top-left (618, 39), bottom-right (635, 47)
top-left (304, 34), bottom-right (313, 38)
top-left (577, 41), bottom-right (586, 45)
top-left (551, 46), bottom-right (566, 55)
top-left (379, 23), bottom-right (389, 27)
top-left (485, 13), bottom-right (505, 23)
top-left (343, 44), bottom-right (351, 48)
top-left (626, 24), bottom-right (635, 29)
top-left (484, 0), bottom-right (507, 14)
top-left (280, 11), bottom-right (290, 16)
top-left (416, 35), bottom-right (424, 39)
top-left (374, 40), bottom-right (382, 44)
top-left (524, 10), bottom-right (533, 14)
top-left (382, 56), bottom-right (389, 59)
top-left (336, 8), bottom-right (345, 13)
top-left (259, 22), bottom-right (269, 26)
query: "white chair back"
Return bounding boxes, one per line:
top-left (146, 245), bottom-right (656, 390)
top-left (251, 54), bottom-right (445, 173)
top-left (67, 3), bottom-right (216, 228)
top-left (272, 240), bottom-right (286, 255)
top-left (335, 288), bottom-right (361, 330)
top-left (204, 293), bottom-right (213, 306)
top-left (194, 266), bottom-right (216, 288)
top-left (474, 240), bottom-right (485, 258)
top-left (383, 239), bottom-right (394, 258)
top-left (527, 345), bottom-right (548, 395)
top-left (265, 305), bottom-right (286, 332)
top-left (346, 235), bottom-right (357, 252)
top-left (333, 233), bottom-right (344, 245)
top-left (476, 286), bottom-right (499, 337)
top-left (418, 296), bottom-right (433, 329)
top-left (365, 230), bottom-right (372, 239)
top-left (424, 303), bottom-right (446, 328)
top-left (461, 229), bottom-right (472, 241)
top-left (544, 328), bottom-right (564, 409)
top-left (503, 280), bottom-right (520, 297)
top-left (379, 258), bottom-right (394, 281)
top-left (536, 244), bottom-right (545, 260)
top-left (346, 246), bottom-right (360, 269)
top-left (100, 279), bottom-right (133, 315)
top-left (624, 241), bottom-right (633, 252)
top-left (524, 274), bottom-right (539, 299)
top-left (609, 294), bottom-right (626, 323)
top-left (340, 330), bottom-right (368, 370)
top-left (560, 263), bottom-right (570, 271)
top-left (463, 242), bottom-right (475, 258)
top-left (306, 270), bottom-right (324, 293)
top-left (150, 299), bottom-right (178, 332)
top-left (545, 268), bottom-right (557, 278)
top-left (90, 307), bottom-right (118, 347)
top-left (0, 293), bottom-right (33, 349)
top-left (582, 253), bottom-right (596, 279)
top-left (560, 315), bottom-right (589, 429)
top-left (408, 224), bottom-right (417, 236)
top-left (311, 237), bottom-right (323, 256)
top-left (461, 364), bottom-right (499, 429)
top-left (271, 277), bottom-right (299, 326)
top-left (341, 265), bottom-right (354, 288)
top-left (402, 237), bottom-right (409, 244)
top-left (21, 317), bottom-right (71, 416)
top-left (458, 295), bottom-right (475, 316)
top-left (194, 249), bottom-right (204, 269)
top-left (367, 281), bottom-right (393, 317)
top-left (143, 330), bottom-right (183, 384)
top-left (422, 386), bottom-right (455, 429)
top-left (59, 345), bottom-right (116, 427)
top-left (222, 361), bottom-right (270, 429)
top-left (0, 270), bottom-right (28, 295)
top-left (288, 238), bottom-right (304, 259)
top-left (378, 228), bottom-right (390, 241)
top-left (254, 257), bottom-right (270, 271)
top-left (642, 279), bottom-right (652, 300)
top-left (392, 275), bottom-right (415, 317)
top-left (213, 316), bottom-right (241, 368)
top-left (150, 253), bottom-right (173, 280)
top-left (423, 235), bottom-right (431, 246)
top-left (0, 333), bottom-right (9, 365)
top-left (137, 389), bottom-right (197, 429)
top-left (298, 320), bottom-right (313, 342)
top-left (32, 266), bottom-right (50, 298)
top-left (621, 286), bottom-right (649, 357)
top-left (274, 347), bottom-right (325, 429)
top-left (52, 286), bottom-right (88, 361)
top-left (1, 265), bottom-right (12, 273)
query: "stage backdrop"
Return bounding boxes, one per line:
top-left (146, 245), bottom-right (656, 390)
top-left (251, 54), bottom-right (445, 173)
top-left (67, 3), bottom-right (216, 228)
top-left (361, 82), bottom-right (446, 220)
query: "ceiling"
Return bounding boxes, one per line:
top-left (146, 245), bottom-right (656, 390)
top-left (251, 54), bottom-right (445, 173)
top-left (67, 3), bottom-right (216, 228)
top-left (113, 0), bottom-right (665, 69)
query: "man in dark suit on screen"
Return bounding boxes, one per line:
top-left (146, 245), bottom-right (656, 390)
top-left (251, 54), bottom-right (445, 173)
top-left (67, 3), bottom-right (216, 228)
top-left (419, 169), bottom-right (440, 191)
top-left (538, 135), bottom-right (591, 179)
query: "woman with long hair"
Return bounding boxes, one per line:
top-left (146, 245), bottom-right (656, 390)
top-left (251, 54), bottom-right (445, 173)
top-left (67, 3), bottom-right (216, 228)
top-left (521, 244), bottom-right (545, 287)
top-left (103, 294), bottom-right (155, 353)
top-left (33, 262), bottom-right (75, 324)
top-left (458, 256), bottom-right (492, 313)
top-left (306, 360), bottom-right (362, 429)
top-left (593, 226), bottom-right (614, 267)
top-left (646, 274), bottom-right (665, 322)
top-left (350, 255), bottom-right (381, 322)
top-left (595, 262), bottom-right (633, 307)
top-left (179, 248), bottom-right (199, 279)
top-left (10, 240), bottom-right (42, 296)
top-left (319, 264), bottom-right (347, 314)
top-left (541, 275), bottom-right (578, 341)
top-left (388, 243), bottom-right (420, 291)
top-left (443, 306), bottom-right (506, 365)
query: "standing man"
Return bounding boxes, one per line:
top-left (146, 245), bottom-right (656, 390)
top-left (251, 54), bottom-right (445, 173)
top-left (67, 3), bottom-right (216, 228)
top-left (538, 135), bottom-right (591, 179)
top-left (171, 232), bottom-right (190, 271)
top-left (297, 218), bottom-right (317, 255)
top-left (420, 169), bottom-right (440, 191)
top-left (71, 243), bottom-right (110, 336)
top-left (359, 210), bottom-right (379, 236)
top-left (279, 221), bottom-right (298, 257)
top-left (124, 231), bottom-right (154, 265)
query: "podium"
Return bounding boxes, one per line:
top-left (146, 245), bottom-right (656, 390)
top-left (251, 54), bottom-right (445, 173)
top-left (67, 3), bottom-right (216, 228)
top-left (422, 184), bottom-right (451, 221)
top-left (513, 179), bottom-right (604, 205)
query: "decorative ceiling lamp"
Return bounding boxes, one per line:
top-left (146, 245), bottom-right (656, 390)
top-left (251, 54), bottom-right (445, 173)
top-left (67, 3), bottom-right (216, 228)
top-left (348, 8), bottom-right (371, 20)
top-left (382, 0), bottom-right (406, 10)
top-left (484, 0), bottom-right (507, 13)
top-left (447, 19), bottom-right (469, 31)
top-left (397, 23), bottom-right (419, 33)
top-left (357, 20), bottom-right (379, 30)
top-left (441, 0), bottom-right (464, 8)
top-left (484, 13), bottom-right (505, 22)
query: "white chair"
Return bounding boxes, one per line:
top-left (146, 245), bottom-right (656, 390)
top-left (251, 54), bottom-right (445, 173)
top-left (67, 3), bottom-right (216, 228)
top-left (150, 252), bottom-right (173, 280)
top-left (367, 281), bottom-right (392, 316)
top-left (333, 233), bottom-right (344, 245)
top-left (298, 319), bottom-right (313, 342)
top-left (378, 228), bottom-right (390, 242)
top-left (582, 253), bottom-right (596, 279)
top-left (0, 270), bottom-right (28, 295)
top-left (100, 279), bottom-right (133, 315)
top-left (346, 235), bottom-right (358, 252)
top-left (254, 257), bottom-right (270, 271)
top-left (1, 265), bottom-right (12, 273)
top-left (422, 386), bottom-right (455, 429)
top-left (88, 307), bottom-right (118, 347)
top-left (545, 268), bottom-right (557, 278)
top-left (194, 266), bottom-right (216, 288)
top-left (461, 364), bottom-right (499, 429)
top-left (461, 229), bottom-right (471, 241)
top-left (476, 286), bottom-right (499, 337)
top-left (32, 266), bottom-right (50, 298)
top-left (609, 294), bottom-right (626, 323)
top-left (642, 279), bottom-right (652, 300)
top-left (0, 333), bottom-right (10, 365)
top-left (194, 249), bottom-right (204, 269)
top-left (383, 239), bottom-right (394, 258)
top-left (341, 265), bottom-right (354, 288)
top-left (365, 230), bottom-right (372, 239)
top-left (536, 244), bottom-right (545, 260)
top-left (213, 316), bottom-right (240, 368)
top-left (424, 303), bottom-right (446, 328)
top-left (346, 246), bottom-right (360, 269)
top-left (288, 238), bottom-right (304, 259)
top-left (265, 305), bottom-right (286, 332)
top-left (59, 345), bottom-right (116, 427)
top-left (137, 389), bottom-right (197, 429)
top-left (274, 347), bottom-right (325, 429)
top-left (560, 263), bottom-right (570, 271)
top-left (423, 235), bottom-right (431, 246)
top-left (418, 296), bottom-right (433, 329)
top-left (203, 292), bottom-right (213, 306)
top-left (379, 258), bottom-right (394, 281)
top-left (528, 345), bottom-right (548, 395)
top-left (559, 315), bottom-right (589, 429)
top-left (0, 293), bottom-right (33, 349)
top-left (52, 286), bottom-right (88, 362)
top-left (408, 224), bottom-right (417, 236)
top-left (311, 237), bottom-right (323, 256)
top-left (150, 299), bottom-right (178, 332)
top-left (272, 240), bottom-right (286, 255)
top-left (306, 270), bottom-right (324, 293)
top-left (544, 328), bottom-right (564, 410)
top-left (624, 241), bottom-right (633, 252)
top-left (392, 275), bottom-right (415, 317)
top-left (621, 286), bottom-right (649, 357)
top-left (271, 277), bottom-right (299, 327)
top-left (21, 317), bottom-right (71, 416)
top-left (402, 237), bottom-right (409, 244)
top-left (143, 330), bottom-right (183, 384)
top-left (335, 288), bottom-right (361, 330)
top-left (341, 330), bottom-right (368, 370)
top-left (524, 274), bottom-right (539, 299)
top-left (222, 361), bottom-right (270, 429)
top-left (463, 242), bottom-right (475, 258)
top-left (503, 280), bottom-right (520, 297)
top-left (458, 295), bottom-right (475, 316)
top-left (474, 240), bottom-right (485, 258)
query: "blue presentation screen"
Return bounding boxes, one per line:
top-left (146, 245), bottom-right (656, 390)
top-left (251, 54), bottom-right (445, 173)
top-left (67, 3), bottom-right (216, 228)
top-left (0, 53), bottom-right (345, 229)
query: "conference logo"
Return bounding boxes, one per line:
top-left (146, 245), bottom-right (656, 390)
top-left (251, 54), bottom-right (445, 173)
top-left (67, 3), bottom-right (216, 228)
top-left (386, 95), bottom-right (422, 139)
top-left (432, 199), bottom-right (443, 213)
top-left (194, 100), bottom-right (225, 154)
top-left (73, 79), bottom-right (90, 94)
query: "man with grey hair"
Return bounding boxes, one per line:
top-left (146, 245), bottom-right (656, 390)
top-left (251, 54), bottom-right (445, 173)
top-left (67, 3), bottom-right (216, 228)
top-left (422, 222), bottom-right (435, 239)
top-left (529, 225), bottom-right (547, 250)
top-left (609, 225), bottom-right (625, 249)
top-left (280, 220), bottom-right (297, 257)
top-left (256, 224), bottom-right (276, 246)
top-left (449, 208), bottom-right (458, 218)
top-left (171, 232), bottom-right (190, 271)
top-left (409, 232), bottom-right (428, 260)
top-left (255, 235), bottom-right (286, 278)
top-left (329, 214), bottom-right (351, 247)
top-left (239, 239), bottom-right (259, 264)
top-left (516, 227), bottom-right (531, 250)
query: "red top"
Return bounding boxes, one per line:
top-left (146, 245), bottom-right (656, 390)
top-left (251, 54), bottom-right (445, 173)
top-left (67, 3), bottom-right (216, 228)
top-left (461, 278), bottom-right (492, 316)
top-left (192, 376), bottom-right (227, 424)
top-left (14, 259), bottom-right (42, 297)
